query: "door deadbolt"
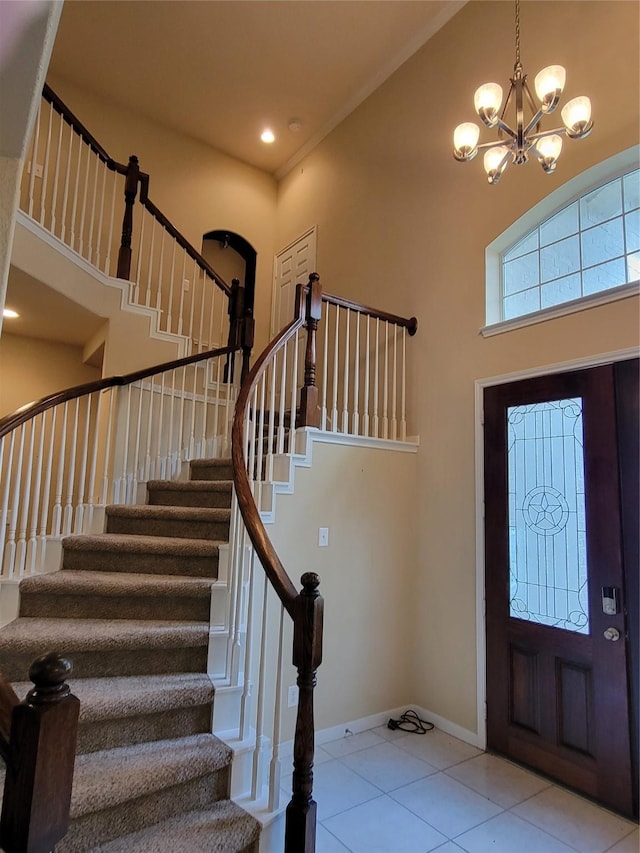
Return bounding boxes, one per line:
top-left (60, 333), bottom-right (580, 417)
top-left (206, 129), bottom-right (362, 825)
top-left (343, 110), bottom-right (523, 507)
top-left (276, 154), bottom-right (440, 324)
top-left (603, 627), bottom-right (620, 642)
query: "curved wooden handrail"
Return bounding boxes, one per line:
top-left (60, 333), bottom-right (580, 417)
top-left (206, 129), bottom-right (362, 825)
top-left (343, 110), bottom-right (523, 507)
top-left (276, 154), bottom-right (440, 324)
top-left (138, 183), bottom-right (231, 296)
top-left (0, 345), bottom-right (236, 440)
top-left (231, 287), bottom-right (307, 617)
top-left (322, 291), bottom-right (417, 335)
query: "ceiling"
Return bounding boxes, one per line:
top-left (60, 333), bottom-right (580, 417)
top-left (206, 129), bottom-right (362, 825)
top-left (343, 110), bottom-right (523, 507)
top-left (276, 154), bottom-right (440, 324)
top-left (48, 0), bottom-right (465, 176)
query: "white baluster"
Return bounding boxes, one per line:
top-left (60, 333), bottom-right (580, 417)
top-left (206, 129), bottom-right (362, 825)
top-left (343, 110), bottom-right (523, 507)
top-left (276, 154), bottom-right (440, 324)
top-left (0, 433), bottom-right (15, 576)
top-left (50, 109), bottom-right (64, 236)
top-left (63, 399), bottom-right (80, 534)
top-left (69, 139), bottom-right (83, 252)
top-left (401, 327), bottom-right (407, 441)
top-left (133, 212), bottom-right (145, 305)
top-left (363, 315), bottom-right (370, 437)
top-left (5, 426), bottom-right (26, 576)
top-left (60, 127), bottom-right (73, 244)
top-left (87, 153), bottom-right (100, 265)
top-left (74, 394), bottom-right (92, 532)
top-left (145, 217), bottom-right (156, 307)
top-left (342, 309), bottom-right (350, 434)
top-left (266, 355), bottom-right (277, 480)
top-left (95, 162), bottom-right (107, 269)
top-left (52, 402), bottom-right (68, 535)
top-left (268, 604), bottom-right (286, 811)
top-left (321, 300), bottom-right (329, 429)
top-left (38, 408), bottom-right (57, 565)
top-left (289, 331), bottom-right (300, 453)
top-left (166, 369), bottom-right (178, 480)
top-left (187, 256), bottom-right (198, 352)
top-left (227, 498), bottom-right (244, 684)
top-left (14, 420), bottom-right (35, 575)
top-left (105, 169), bottom-right (118, 275)
top-left (116, 387), bottom-right (132, 505)
top-left (277, 345), bottom-right (287, 455)
top-left (167, 242), bottom-right (177, 334)
top-left (382, 322), bottom-right (389, 440)
top-left (155, 373), bottom-right (167, 479)
top-left (239, 543), bottom-right (258, 740)
top-left (39, 101), bottom-right (53, 227)
top-left (177, 252), bottom-right (187, 336)
top-left (27, 100), bottom-right (41, 218)
top-left (391, 325), bottom-right (398, 441)
top-left (27, 414), bottom-right (46, 573)
top-left (101, 388), bottom-right (116, 505)
top-left (156, 229), bottom-right (165, 316)
top-left (86, 391), bottom-right (103, 532)
top-left (78, 142), bottom-right (91, 259)
top-left (177, 365), bottom-right (188, 470)
top-left (131, 381), bottom-right (145, 502)
top-left (353, 311), bottom-right (360, 436)
top-left (251, 574), bottom-right (269, 800)
top-left (144, 378), bottom-right (156, 482)
top-left (372, 318), bottom-right (380, 438)
top-left (331, 306), bottom-right (339, 432)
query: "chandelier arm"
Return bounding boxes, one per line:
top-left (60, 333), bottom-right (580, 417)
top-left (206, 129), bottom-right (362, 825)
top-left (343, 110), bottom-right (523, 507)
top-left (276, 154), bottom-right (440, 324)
top-left (527, 127), bottom-right (567, 141)
top-left (476, 139), bottom-right (515, 153)
top-left (494, 118), bottom-right (518, 141)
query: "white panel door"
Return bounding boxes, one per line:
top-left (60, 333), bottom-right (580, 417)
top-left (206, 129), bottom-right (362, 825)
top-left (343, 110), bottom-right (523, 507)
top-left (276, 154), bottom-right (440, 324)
top-left (271, 227), bottom-right (317, 334)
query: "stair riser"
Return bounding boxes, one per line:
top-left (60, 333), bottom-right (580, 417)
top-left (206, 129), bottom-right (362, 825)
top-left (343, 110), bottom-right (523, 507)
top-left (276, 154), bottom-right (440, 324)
top-left (19, 593), bottom-right (211, 622)
top-left (62, 550), bottom-right (219, 578)
top-left (148, 488), bottom-right (232, 509)
top-left (59, 769), bottom-right (230, 853)
top-left (106, 516), bottom-right (230, 541)
top-left (77, 705), bottom-right (212, 754)
top-left (190, 463), bottom-right (233, 481)
top-left (2, 646), bottom-right (208, 682)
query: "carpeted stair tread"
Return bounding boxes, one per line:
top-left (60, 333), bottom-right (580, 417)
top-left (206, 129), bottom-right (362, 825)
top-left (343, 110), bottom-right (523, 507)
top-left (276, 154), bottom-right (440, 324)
top-left (0, 617), bottom-right (209, 655)
top-left (106, 506), bottom-right (230, 522)
top-left (20, 571), bottom-right (216, 600)
top-left (10, 673), bottom-right (215, 723)
top-left (63, 533), bottom-right (221, 557)
top-left (147, 480), bottom-right (232, 492)
top-left (69, 734), bottom-right (231, 819)
top-left (89, 803), bottom-right (260, 852)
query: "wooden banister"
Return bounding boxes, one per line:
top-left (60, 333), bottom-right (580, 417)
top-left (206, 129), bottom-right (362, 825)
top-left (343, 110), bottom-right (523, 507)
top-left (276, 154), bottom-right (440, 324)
top-left (322, 291), bottom-right (418, 335)
top-left (138, 178), bottom-right (231, 296)
top-left (298, 273), bottom-right (322, 429)
top-left (0, 653), bottom-right (80, 853)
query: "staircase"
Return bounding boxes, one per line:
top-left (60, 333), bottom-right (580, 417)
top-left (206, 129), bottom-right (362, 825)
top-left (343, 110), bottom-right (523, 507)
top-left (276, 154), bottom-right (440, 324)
top-left (0, 458), bottom-right (260, 852)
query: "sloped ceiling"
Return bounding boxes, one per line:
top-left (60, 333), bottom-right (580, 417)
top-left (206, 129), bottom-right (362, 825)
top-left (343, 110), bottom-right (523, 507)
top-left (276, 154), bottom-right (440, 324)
top-left (48, 0), bottom-right (465, 176)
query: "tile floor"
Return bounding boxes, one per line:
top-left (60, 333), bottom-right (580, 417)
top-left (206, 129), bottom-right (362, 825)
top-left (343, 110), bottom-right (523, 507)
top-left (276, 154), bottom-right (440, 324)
top-left (300, 725), bottom-right (638, 853)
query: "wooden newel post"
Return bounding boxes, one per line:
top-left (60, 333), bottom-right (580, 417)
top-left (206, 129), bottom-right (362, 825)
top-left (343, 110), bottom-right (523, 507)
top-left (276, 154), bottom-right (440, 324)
top-left (285, 572), bottom-right (323, 853)
top-left (240, 307), bottom-right (255, 385)
top-left (224, 278), bottom-right (242, 383)
top-left (117, 154), bottom-right (140, 280)
top-left (0, 652), bottom-right (80, 853)
top-left (297, 273), bottom-right (322, 429)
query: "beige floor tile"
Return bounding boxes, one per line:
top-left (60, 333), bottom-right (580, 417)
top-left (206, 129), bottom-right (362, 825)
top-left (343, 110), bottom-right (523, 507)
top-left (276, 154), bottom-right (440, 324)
top-left (445, 752), bottom-right (552, 808)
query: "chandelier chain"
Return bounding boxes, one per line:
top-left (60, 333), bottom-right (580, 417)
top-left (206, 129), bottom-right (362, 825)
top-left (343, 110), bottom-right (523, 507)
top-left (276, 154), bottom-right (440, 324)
top-left (515, 0), bottom-right (521, 71)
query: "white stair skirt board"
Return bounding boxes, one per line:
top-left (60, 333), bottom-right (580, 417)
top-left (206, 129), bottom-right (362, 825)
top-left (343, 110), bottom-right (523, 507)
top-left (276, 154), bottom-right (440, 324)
top-left (13, 212), bottom-right (191, 359)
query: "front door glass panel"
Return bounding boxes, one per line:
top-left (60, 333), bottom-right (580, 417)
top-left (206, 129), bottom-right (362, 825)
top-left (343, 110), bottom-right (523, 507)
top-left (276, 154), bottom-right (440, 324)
top-left (507, 398), bottom-right (589, 633)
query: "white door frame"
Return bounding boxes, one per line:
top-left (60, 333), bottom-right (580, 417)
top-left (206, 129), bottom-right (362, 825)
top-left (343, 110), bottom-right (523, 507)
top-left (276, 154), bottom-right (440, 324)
top-left (473, 345), bottom-right (640, 751)
top-left (271, 226), bottom-right (317, 336)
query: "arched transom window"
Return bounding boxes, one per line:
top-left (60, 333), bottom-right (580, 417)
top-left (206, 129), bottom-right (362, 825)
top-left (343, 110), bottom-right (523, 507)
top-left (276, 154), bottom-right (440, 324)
top-left (501, 168), bottom-right (639, 321)
top-left (484, 151), bottom-right (640, 333)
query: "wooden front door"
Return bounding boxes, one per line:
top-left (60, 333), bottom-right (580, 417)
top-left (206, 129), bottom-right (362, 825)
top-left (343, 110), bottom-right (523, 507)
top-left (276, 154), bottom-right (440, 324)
top-left (484, 361), bottom-right (637, 818)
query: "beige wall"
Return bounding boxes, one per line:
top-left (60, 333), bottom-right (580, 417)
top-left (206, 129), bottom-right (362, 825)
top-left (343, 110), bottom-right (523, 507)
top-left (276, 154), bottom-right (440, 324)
top-left (269, 440), bottom-right (417, 731)
top-left (46, 74), bottom-right (278, 354)
top-left (276, 1), bottom-right (640, 733)
top-left (0, 333), bottom-right (101, 416)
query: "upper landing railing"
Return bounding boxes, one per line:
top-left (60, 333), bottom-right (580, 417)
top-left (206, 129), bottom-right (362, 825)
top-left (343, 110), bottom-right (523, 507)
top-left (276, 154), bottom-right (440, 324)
top-left (19, 85), bottom-right (252, 362)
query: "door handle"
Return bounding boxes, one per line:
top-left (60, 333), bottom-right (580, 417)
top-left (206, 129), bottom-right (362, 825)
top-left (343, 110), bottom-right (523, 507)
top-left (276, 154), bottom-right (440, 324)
top-left (603, 627), bottom-right (620, 642)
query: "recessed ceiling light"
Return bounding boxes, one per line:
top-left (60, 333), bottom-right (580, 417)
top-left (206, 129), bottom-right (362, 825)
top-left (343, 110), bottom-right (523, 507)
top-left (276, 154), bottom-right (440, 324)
top-left (3, 308), bottom-right (19, 319)
top-left (288, 119), bottom-right (302, 133)
top-left (261, 129), bottom-right (275, 144)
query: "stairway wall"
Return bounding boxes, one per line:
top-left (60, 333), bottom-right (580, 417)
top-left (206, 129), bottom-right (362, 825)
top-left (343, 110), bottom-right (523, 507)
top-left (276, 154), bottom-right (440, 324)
top-left (268, 437), bottom-right (418, 737)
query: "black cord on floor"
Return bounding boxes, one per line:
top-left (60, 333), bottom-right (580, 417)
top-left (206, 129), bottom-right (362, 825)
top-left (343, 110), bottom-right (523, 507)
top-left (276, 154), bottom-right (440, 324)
top-left (387, 709), bottom-right (434, 734)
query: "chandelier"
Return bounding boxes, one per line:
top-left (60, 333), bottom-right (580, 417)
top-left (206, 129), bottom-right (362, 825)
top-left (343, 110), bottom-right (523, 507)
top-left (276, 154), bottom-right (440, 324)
top-left (453, 0), bottom-right (593, 184)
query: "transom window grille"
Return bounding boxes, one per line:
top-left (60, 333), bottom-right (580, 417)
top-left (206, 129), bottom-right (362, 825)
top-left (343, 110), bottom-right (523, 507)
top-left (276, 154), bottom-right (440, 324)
top-left (501, 168), bottom-right (640, 321)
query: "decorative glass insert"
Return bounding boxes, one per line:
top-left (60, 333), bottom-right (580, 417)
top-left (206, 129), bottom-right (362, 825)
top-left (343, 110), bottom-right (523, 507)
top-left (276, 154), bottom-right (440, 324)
top-left (507, 398), bottom-right (589, 634)
top-left (501, 167), bottom-right (640, 320)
